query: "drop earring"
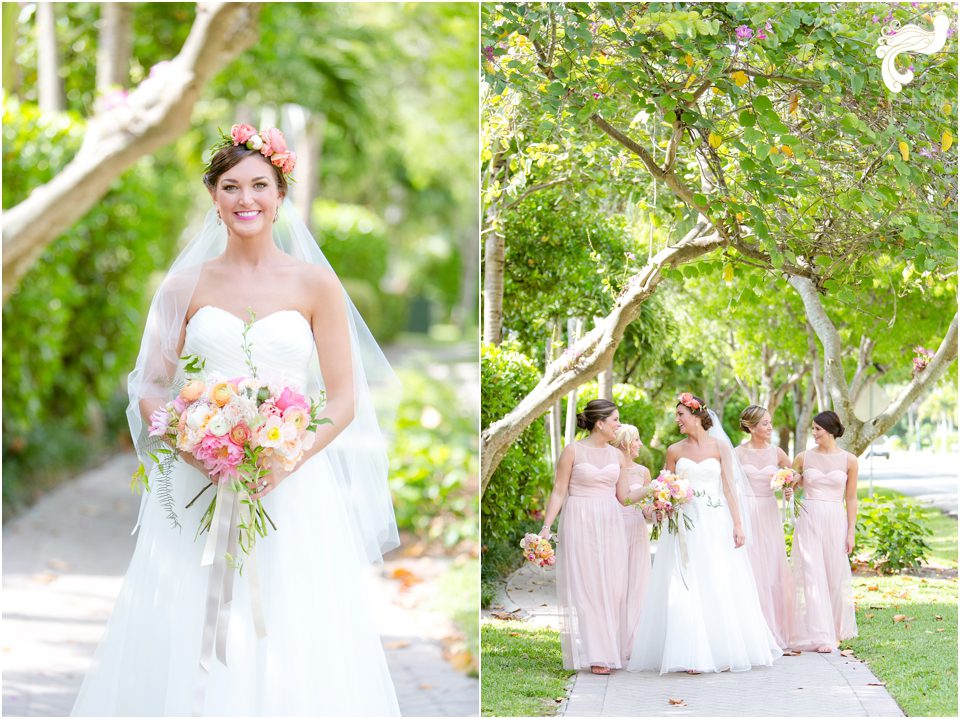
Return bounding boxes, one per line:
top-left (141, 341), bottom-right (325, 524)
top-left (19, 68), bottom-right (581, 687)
top-left (274, 210), bottom-right (279, 224)
top-left (216, 211), bottom-right (222, 226)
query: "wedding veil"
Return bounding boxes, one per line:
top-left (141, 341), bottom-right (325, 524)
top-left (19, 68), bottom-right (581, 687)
top-left (706, 409), bottom-right (754, 546)
top-left (126, 199), bottom-right (400, 564)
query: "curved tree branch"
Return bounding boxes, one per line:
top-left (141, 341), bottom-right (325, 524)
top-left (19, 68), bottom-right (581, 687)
top-left (2, 2), bottom-right (263, 303)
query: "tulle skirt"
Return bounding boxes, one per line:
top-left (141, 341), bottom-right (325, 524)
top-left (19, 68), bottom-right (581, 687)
top-left (742, 493), bottom-right (796, 648)
top-left (71, 453), bottom-right (399, 716)
top-left (556, 495), bottom-right (628, 670)
top-left (621, 505), bottom-right (651, 660)
top-left (791, 498), bottom-right (857, 650)
top-left (627, 496), bottom-right (782, 674)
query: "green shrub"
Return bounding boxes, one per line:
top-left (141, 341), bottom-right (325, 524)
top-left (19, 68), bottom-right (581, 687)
top-left (854, 496), bottom-right (933, 573)
top-left (481, 341), bottom-right (552, 605)
top-left (389, 368), bottom-right (477, 547)
top-left (2, 97), bottom-right (196, 515)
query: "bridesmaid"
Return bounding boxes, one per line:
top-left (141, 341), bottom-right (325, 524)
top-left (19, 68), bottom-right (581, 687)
top-left (735, 405), bottom-right (796, 650)
top-left (792, 410), bottom-right (859, 652)
top-left (539, 399), bottom-right (633, 674)
top-left (613, 423), bottom-right (652, 661)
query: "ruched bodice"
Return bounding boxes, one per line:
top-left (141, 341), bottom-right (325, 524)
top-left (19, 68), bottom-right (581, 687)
top-left (676, 457), bottom-right (722, 502)
top-left (184, 306), bottom-right (315, 388)
top-left (739, 446), bottom-right (778, 498)
top-left (568, 443), bottom-right (620, 498)
top-left (801, 450), bottom-right (849, 502)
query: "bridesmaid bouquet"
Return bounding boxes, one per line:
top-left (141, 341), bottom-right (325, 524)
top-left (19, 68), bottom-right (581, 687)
top-left (133, 317), bottom-right (328, 568)
top-left (640, 472), bottom-right (696, 540)
top-left (770, 467), bottom-right (805, 517)
top-left (519, 533), bottom-right (556, 567)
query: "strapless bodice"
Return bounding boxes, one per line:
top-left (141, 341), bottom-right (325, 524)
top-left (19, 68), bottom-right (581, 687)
top-left (675, 456), bottom-right (722, 500)
top-left (183, 305), bottom-right (316, 388)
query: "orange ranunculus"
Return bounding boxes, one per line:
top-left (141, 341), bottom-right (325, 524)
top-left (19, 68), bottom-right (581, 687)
top-left (229, 422), bottom-right (251, 446)
top-left (180, 380), bottom-right (205, 402)
top-left (211, 382), bottom-right (236, 407)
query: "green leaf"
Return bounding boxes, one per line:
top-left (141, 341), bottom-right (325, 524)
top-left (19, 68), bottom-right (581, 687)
top-left (739, 110), bottom-right (756, 128)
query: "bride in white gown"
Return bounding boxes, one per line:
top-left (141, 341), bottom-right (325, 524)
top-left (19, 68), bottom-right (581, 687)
top-left (626, 394), bottom-right (781, 675)
top-left (72, 126), bottom-right (400, 716)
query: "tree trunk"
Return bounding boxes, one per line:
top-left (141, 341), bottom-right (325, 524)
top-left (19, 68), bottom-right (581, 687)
top-left (597, 320), bottom-right (613, 399)
top-left (36, 2), bottom-right (65, 113)
top-left (3, 2), bottom-right (263, 303)
top-left (2, 3), bottom-right (20, 97)
top-left (287, 106), bottom-right (324, 231)
top-left (564, 317), bottom-right (584, 445)
top-left (95, 3), bottom-right (133, 94)
top-left (789, 274), bottom-right (958, 455)
top-left (482, 225), bottom-right (505, 344)
top-left (481, 222), bottom-right (722, 491)
top-left (793, 379), bottom-right (816, 455)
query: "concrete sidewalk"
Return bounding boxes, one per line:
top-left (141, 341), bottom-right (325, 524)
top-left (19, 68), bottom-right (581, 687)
top-left (2, 453), bottom-right (478, 717)
top-left (495, 563), bottom-right (903, 717)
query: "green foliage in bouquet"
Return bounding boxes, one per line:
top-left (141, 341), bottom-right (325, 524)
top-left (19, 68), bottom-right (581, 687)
top-left (854, 496), bottom-right (933, 574)
top-left (481, 341), bottom-right (553, 605)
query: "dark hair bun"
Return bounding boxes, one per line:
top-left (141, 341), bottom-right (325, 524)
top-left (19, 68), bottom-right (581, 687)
top-left (577, 399), bottom-right (618, 432)
top-left (813, 410), bottom-right (845, 438)
top-left (699, 408), bottom-right (714, 431)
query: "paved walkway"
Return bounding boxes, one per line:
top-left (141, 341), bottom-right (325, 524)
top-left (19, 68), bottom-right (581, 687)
top-left (495, 563), bottom-right (903, 717)
top-left (2, 453), bottom-right (478, 717)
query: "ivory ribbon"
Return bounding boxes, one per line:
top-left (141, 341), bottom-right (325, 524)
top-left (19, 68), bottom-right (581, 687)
top-left (192, 480), bottom-right (267, 715)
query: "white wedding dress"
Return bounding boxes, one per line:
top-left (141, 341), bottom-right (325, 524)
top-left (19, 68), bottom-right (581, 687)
top-left (72, 306), bottom-right (399, 716)
top-left (627, 457), bottom-right (782, 674)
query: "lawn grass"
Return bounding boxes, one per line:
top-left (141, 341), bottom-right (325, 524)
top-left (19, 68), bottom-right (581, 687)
top-left (481, 621), bottom-right (573, 717)
top-left (843, 574), bottom-right (958, 717)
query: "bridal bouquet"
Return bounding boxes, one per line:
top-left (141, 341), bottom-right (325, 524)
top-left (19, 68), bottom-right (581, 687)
top-left (641, 472), bottom-right (696, 540)
top-left (770, 467), bottom-right (805, 517)
top-left (133, 318), bottom-right (328, 568)
top-left (519, 533), bottom-right (556, 567)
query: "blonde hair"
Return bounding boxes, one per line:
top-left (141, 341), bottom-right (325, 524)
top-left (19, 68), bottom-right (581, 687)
top-left (614, 424), bottom-right (640, 448)
top-left (739, 404), bottom-right (769, 433)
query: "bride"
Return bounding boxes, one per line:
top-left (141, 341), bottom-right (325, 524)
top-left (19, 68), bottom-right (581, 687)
top-left (626, 393), bottom-right (781, 675)
top-left (72, 125), bottom-right (400, 715)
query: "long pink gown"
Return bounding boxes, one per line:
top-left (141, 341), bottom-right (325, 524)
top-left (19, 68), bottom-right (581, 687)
top-left (792, 449), bottom-right (858, 649)
top-left (737, 445), bottom-right (796, 649)
top-left (556, 442), bottom-right (628, 670)
top-left (620, 464), bottom-right (651, 660)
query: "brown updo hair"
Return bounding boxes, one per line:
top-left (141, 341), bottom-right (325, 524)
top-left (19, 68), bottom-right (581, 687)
top-left (739, 404), bottom-right (769, 433)
top-left (813, 410), bottom-right (845, 438)
top-left (676, 394), bottom-right (713, 430)
top-left (203, 144), bottom-right (288, 196)
top-left (576, 399), bottom-right (618, 431)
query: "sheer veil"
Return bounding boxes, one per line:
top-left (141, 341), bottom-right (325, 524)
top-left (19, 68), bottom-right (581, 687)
top-left (706, 409), bottom-right (754, 546)
top-left (127, 199), bottom-right (400, 564)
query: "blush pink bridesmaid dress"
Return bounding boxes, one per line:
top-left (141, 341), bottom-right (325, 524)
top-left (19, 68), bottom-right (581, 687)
top-left (737, 445), bottom-right (796, 649)
top-left (792, 449), bottom-right (858, 649)
top-left (620, 464), bottom-right (651, 660)
top-left (556, 442), bottom-right (629, 670)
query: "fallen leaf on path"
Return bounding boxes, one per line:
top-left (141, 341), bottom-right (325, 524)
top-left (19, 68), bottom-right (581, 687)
top-left (509, 632), bottom-right (520, 637)
top-left (782, 650), bottom-right (802, 656)
top-left (840, 649), bottom-right (856, 657)
top-left (490, 609), bottom-right (522, 620)
top-left (384, 640), bottom-right (410, 650)
top-left (32, 573), bottom-right (58, 585)
top-left (418, 683), bottom-right (434, 691)
top-left (668, 698), bottom-right (687, 706)
top-left (866, 585), bottom-right (879, 591)
top-left (554, 698), bottom-right (564, 703)
top-left (448, 650), bottom-right (475, 672)
top-left (867, 682), bottom-right (887, 686)
top-left (390, 567), bottom-right (423, 590)
top-left (935, 615), bottom-right (943, 621)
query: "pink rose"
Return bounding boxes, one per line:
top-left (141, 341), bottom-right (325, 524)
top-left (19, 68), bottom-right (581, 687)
top-left (260, 127), bottom-right (287, 155)
top-left (271, 151), bottom-right (296, 174)
top-left (275, 387), bottom-right (309, 412)
top-left (231, 123), bottom-right (257, 146)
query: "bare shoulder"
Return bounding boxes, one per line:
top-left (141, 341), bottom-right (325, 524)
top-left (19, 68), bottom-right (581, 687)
top-left (665, 441), bottom-right (684, 459)
top-left (846, 451), bottom-right (859, 466)
top-left (776, 446), bottom-right (792, 465)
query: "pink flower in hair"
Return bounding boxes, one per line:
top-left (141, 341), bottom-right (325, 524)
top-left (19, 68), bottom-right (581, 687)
top-left (272, 151), bottom-right (296, 174)
top-left (231, 123), bottom-right (257, 146)
top-left (261, 127), bottom-right (288, 155)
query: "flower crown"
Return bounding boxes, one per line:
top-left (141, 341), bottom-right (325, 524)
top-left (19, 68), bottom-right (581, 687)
top-left (677, 392), bottom-right (706, 412)
top-left (210, 123), bottom-right (297, 176)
